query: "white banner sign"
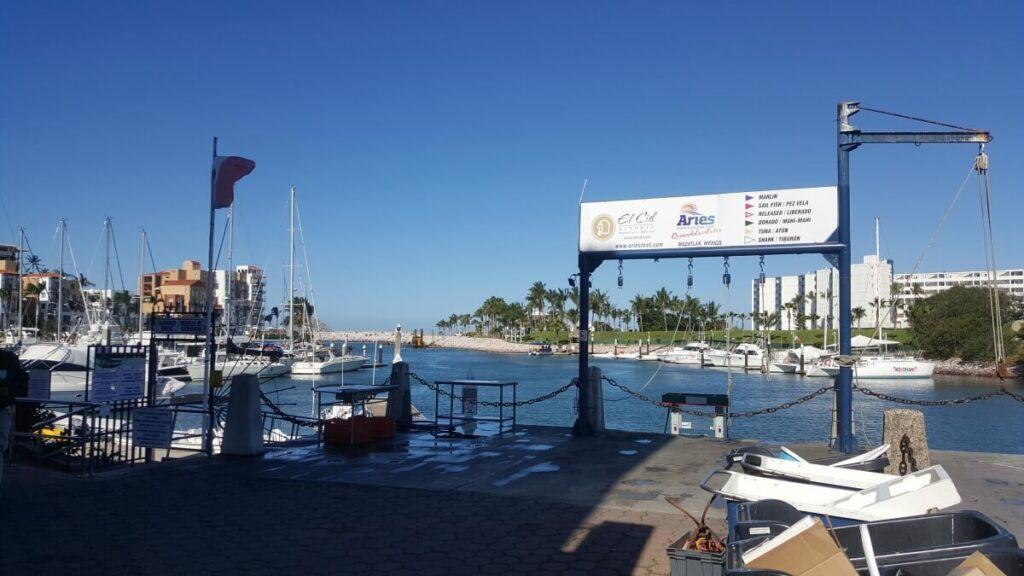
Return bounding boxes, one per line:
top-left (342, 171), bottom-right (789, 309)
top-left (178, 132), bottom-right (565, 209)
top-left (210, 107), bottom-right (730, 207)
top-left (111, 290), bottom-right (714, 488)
top-left (133, 408), bottom-right (174, 448)
top-left (90, 355), bottom-right (146, 403)
top-left (579, 187), bottom-right (837, 253)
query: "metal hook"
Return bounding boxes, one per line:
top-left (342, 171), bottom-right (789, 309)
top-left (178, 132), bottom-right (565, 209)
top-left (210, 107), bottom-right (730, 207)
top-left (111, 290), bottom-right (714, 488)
top-left (722, 256), bottom-right (731, 287)
top-left (686, 257), bottom-right (694, 288)
top-left (758, 255), bottom-right (766, 285)
top-left (617, 259), bottom-right (624, 288)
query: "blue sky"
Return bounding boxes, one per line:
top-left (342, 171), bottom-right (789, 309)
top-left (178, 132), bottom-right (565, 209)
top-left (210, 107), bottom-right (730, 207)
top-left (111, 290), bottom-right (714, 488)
top-left (2, 1), bottom-right (1021, 329)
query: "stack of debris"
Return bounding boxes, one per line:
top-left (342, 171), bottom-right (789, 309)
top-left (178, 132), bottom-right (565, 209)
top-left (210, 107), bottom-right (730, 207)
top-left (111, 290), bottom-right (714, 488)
top-left (665, 443), bottom-right (1023, 575)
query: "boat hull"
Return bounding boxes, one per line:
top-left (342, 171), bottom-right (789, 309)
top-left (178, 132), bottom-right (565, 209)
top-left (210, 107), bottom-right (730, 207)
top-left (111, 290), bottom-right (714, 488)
top-left (291, 356), bottom-right (366, 374)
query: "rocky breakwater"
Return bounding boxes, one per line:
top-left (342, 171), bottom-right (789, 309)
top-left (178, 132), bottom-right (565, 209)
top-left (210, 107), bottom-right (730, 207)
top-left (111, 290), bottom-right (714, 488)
top-left (933, 358), bottom-right (1022, 379)
top-left (319, 331), bottom-right (544, 354)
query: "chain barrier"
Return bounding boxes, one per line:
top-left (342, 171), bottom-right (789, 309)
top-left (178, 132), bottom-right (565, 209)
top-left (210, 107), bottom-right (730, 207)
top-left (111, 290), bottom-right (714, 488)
top-left (260, 391), bottom-right (321, 428)
top-left (409, 372), bottom-right (577, 408)
top-left (853, 384), bottom-right (1024, 406)
top-left (601, 375), bottom-right (832, 418)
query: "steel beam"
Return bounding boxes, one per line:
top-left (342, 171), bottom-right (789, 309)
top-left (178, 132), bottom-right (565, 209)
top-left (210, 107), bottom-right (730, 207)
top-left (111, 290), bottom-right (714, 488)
top-left (572, 253), bottom-right (594, 436)
top-left (848, 131), bottom-right (991, 145)
top-left (585, 242), bottom-right (845, 265)
top-left (835, 127), bottom-right (856, 454)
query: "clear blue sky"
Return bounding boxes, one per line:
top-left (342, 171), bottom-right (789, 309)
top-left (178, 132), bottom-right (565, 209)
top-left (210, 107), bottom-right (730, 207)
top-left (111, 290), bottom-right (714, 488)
top-left (2, 2), bottom-right (1021, 329)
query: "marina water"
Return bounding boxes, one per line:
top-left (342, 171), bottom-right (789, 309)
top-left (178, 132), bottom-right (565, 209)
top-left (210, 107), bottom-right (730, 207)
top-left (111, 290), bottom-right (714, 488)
top-left (52, 345), bottom-right (1022, 454)
top-left (267, 345), bottom-right (1024, 454)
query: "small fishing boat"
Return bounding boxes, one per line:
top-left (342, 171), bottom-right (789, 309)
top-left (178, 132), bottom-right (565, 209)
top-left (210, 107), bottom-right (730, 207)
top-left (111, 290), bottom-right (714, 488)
top-left (528, 343), bottom-right (553, 356)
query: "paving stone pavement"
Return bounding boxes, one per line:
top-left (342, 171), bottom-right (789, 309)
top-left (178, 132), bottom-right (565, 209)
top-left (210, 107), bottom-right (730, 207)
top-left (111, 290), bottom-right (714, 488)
top-left (0, 458), bottom-right (690, 575)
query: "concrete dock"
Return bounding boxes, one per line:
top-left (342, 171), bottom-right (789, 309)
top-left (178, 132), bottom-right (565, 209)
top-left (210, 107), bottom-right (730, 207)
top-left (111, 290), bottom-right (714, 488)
top-left (1, 425), bottom-right (1021, 575)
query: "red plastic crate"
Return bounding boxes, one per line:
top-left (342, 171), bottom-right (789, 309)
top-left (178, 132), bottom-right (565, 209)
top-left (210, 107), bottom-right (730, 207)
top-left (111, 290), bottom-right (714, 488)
top-left (368, 416), bottom-right (395, 440)
top-left (324, 416), bottom-right (372, 446)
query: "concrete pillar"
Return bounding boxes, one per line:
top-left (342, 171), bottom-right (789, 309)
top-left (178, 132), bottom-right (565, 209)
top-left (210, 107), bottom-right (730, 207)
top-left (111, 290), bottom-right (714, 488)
top-left (386, 361), bottom-right (412, 431)
top-left (882, 409), bottom-right (931, 475)
top-left (221, 374), bottom-right (264, 456)
top-left (587, 366), bottom-right (605, 434)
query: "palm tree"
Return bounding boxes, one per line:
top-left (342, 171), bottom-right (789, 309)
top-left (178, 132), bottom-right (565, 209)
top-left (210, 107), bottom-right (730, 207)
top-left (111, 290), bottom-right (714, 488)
top-left (526, 281), bottom-right (547, 325)
top-left (703, 301), bottom-right (721, 330)
top-left (629, 294), bottom-right (645, 333)
top-left (654, 288), bottom-right (673, 330)
top-left (851, 306), bottom-right (866, 329)
top-left (25, 254), bottom-right (43, 273)
top-left (788, 294), bottom-right (805, 330)
top-left (545, 288), bottom-right (568, 335)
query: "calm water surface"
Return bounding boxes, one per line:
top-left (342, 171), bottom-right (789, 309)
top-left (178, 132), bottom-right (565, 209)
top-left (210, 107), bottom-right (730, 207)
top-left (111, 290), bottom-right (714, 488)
top-left (252, 345), bottom-right (1024, 454)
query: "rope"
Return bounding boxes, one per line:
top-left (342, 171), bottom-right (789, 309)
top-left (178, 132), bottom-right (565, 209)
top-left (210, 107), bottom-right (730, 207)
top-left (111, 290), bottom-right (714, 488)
top-left (975, 154), bottom-right (1005, 367)
top-left (857, 106), bottom-right (980, 132)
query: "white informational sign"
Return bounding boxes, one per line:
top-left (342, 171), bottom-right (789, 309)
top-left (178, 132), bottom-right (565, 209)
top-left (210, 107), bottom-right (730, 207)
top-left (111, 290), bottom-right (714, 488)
top-left (579, 187), bottom-right (838, 253)
top-left (90, 355), bottom-right (146, 403)
top-left (27, 369), bottom-right (52, 400)
top-left (132, 408), bottom-right (174, 448)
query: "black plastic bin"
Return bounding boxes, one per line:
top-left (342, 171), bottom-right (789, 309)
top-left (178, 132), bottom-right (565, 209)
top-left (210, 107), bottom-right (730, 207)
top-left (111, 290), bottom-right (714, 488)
top-left (725, 542), bottom-right (1023, 575)
top-left (724, 508), bottom-right (1021, 575)
top-left (667, 532), bottom-right (725, 576)
top-left (730, 500), bottom-right (806, 541)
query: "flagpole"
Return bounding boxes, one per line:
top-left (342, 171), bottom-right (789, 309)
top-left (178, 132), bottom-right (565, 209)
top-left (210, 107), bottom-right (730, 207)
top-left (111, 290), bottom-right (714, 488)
top-left (203, 136), bottom-right (218, 457)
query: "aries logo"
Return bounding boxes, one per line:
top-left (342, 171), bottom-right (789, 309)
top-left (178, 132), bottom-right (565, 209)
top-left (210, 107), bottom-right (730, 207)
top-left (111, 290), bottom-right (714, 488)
top-left (591, 214), bottom-right (616, 241)
top-left (677, 203), bottom-right (716, 226)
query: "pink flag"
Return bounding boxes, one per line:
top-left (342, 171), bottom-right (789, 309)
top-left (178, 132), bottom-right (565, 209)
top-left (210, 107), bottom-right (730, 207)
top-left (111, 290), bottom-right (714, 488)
top-left (212, 155), bottom-right (256, 209)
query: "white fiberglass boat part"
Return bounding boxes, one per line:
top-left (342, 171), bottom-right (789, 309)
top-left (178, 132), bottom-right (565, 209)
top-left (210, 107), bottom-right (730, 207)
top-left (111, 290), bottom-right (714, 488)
top-left (701, 465), bottom-right (960, 522)
top-left (739, 453), bottom-right (897, 490)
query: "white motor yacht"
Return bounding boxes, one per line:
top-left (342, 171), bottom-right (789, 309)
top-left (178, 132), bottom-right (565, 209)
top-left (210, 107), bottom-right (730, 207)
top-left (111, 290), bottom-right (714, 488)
top-left (708, 343), bottom-right (765, 370)
top-left (659, 342), bottom-right (711, 365)
top-left (19, 321), bottom-right (126, 393)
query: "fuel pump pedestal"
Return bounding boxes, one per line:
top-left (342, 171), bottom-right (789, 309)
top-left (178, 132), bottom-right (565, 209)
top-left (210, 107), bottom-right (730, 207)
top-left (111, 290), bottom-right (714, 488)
top-left (661, 392), bottom-right (730, 439)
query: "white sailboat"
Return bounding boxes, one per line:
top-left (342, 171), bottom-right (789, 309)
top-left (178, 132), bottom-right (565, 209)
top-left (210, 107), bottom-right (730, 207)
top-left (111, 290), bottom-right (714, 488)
top-left (283, 187), bottom-right (367, 375)
top-left (19, 219), bottom-right (128, 392)
top-left (848, 218), bottom-right (936, 380)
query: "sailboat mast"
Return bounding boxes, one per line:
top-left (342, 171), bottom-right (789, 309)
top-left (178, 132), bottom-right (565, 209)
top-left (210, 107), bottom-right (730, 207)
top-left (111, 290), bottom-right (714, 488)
top-left (17, 228), bottom-right (24, 338)
top-left (874, 216), bottom-right (881, 331)
top-left (57, 218), bottom-right (65, 340)
top-left (288, 186), bottom-right (295, 352)
top-left (138, 229), bottom-right (146, 339)
top-left (103, 217), bottom-right (110, 312)
top-left (225, 205), bottom-right (233, 338)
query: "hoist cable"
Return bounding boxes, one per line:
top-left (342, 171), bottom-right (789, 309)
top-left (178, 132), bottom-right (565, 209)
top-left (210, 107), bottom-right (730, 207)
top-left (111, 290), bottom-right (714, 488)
top-left (857, 106), bottom-right (979, 132)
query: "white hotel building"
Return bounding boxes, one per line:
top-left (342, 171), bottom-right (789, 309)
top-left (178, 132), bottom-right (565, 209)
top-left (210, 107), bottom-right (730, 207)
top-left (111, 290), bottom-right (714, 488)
top-left (750, 258), bottom-right (1023, 331)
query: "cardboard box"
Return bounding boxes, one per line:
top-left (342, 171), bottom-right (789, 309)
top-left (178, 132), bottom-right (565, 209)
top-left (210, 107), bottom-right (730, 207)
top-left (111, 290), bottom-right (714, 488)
top-left (743, 517), bottom-right (857, 576)
top-left (946, 551), bottom-right (1008, 576)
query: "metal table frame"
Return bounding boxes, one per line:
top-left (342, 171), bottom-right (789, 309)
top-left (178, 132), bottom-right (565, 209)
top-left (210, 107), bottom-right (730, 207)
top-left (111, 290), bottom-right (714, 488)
top-left (313, 384), bottom-right (398, 445)
top-left (434, 379), bottom-right (517, 435)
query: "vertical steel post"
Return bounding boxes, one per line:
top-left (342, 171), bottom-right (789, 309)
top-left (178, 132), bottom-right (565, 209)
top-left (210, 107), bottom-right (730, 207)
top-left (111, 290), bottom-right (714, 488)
top-left (203, 137), bottom-right (218, 457)
top-left (572, 254), bottom-right (594, 436)
top-left (835, 105), bottom-right (857, 454)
